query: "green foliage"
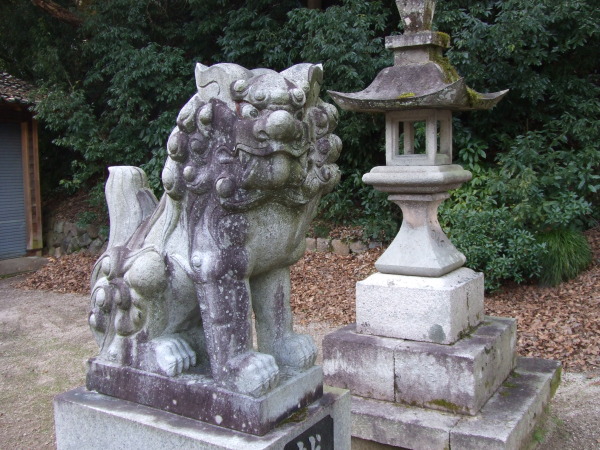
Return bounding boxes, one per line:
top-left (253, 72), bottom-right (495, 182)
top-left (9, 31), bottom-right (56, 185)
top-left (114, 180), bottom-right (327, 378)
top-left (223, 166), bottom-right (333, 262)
top-left (1, 0), bottom-right (598, 288)
top-left (440, 203), bottom-right (546, 292)
top-left (438, 0), bottom-right (600, 222)
top-left (318, 169), bottom-right (400, 242)
top-left (76, 211), bottom-right (98, 228)
top-left (491, 127), bottom-right (598, 231)
top-left (536, 229), bottom-right (592, 286)
top-left (435, 0), bottom-right (600, 287)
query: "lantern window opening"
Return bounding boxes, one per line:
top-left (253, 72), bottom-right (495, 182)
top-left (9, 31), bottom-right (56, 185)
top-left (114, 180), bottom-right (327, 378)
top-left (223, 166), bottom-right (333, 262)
top-left (385, 109), bottom-right (453, 166)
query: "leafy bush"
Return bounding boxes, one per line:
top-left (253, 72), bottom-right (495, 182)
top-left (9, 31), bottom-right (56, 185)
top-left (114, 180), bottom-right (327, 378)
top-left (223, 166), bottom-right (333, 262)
top-left (440, 204), bottom-right (546, 292)
top-left (536, 229), bottom-right (592, 286)
top-left (318, 169), bottom-right (400, 242)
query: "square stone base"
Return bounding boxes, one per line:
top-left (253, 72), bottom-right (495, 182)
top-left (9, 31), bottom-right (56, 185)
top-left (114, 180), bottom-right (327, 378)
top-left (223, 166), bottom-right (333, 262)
top-left (54, 385), bottom-right (351, 450)
top-left (87, 359), bottom-right (323, 436)
top-left (323, 317), bottom-right (516, 415)
top-left (350, 358), bottom-right (561, 450)
top-left (356, 268), bottom-right (484, 344)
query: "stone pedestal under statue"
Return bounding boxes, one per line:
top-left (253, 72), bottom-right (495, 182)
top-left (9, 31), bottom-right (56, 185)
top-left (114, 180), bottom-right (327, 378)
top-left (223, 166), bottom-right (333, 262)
top-left (55, 386), bottom-right (350, 450)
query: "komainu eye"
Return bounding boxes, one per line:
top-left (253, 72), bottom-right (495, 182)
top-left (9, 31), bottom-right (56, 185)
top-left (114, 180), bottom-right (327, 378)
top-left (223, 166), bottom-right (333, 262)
top-left (241, 104), bottom-right (259, 119)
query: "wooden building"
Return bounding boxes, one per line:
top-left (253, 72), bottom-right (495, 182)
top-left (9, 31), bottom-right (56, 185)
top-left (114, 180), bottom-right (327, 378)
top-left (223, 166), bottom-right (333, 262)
top-left (0, 73), bottom-right (43, 259)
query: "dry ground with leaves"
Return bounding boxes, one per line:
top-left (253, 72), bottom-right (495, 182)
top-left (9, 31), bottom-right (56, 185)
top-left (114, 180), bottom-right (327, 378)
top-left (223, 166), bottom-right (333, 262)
top-left (290, 228), bottom-right (600, 373)
top-left (17, 227), bottom-right (600, 372)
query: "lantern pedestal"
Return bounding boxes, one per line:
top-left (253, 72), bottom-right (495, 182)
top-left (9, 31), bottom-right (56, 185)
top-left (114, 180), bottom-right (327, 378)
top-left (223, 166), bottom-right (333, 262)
top-left (363, 164), bottom-right (471, 277)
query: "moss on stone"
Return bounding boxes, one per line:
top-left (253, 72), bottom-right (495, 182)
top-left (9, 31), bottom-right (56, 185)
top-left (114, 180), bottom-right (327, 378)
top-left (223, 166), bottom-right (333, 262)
top-left (397, 92), bottom-right (416, 99)
top-left (278, 407), bottom-right (308, 426)
top-left (428, 398), bottom-right (462, 413)
top-left (467, 87), bottom-right (485, 108)
top-left (550, 366), bottom-right (562, 397)
top-left (458, 323), bottom-right (478, 340)
top-left (429, 49), bottom-right (460, 84)
top-left (436, 31), bottom-right (451, 48)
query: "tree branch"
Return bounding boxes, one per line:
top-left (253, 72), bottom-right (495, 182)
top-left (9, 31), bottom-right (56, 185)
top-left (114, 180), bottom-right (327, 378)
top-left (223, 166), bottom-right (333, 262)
top-left (31, 0), bottom-right (83, 27)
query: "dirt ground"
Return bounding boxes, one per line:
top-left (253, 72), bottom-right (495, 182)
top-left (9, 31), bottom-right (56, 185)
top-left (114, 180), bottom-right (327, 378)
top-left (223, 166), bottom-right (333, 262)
top-left (1, 275), bottom-right (599, 449)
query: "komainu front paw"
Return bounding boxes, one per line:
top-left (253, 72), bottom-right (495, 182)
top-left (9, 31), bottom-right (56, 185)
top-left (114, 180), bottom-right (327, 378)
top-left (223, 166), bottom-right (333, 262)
top-left (224, 351), bottom-right (279, 397)
top-left (152, 335), bottom-right (197, 377)
top-left (274, 333), bottom-right (317, 370)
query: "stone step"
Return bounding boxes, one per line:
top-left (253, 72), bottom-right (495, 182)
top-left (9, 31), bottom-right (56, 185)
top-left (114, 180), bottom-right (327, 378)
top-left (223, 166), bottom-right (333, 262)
top-left (324, 317), bottom-right (517, 415)
top-left (349, 357), bottom-right (561, 450)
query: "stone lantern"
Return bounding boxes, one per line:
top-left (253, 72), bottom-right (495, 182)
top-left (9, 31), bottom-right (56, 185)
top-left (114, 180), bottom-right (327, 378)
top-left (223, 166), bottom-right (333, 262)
top-left (323, 2), bottom-right (561, 449)
top-left (330, 0), bottom-right (508, 278)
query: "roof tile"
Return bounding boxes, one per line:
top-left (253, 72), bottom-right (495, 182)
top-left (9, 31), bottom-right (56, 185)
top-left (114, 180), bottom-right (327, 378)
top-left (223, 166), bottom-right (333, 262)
top-left (0, 73), bottom-right (34, 105)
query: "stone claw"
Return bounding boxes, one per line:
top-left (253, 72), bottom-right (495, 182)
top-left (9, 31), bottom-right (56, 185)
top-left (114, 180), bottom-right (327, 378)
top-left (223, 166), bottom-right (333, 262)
top-left (224, 351), bottom-right (280, 397)
top-left (153, 335), bottom-right (197, 377)
top-left (274, 333), bottom-right (317, 370)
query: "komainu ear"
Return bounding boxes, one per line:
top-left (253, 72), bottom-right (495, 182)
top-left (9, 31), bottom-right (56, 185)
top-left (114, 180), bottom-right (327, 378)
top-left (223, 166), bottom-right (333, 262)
top-left (280, 63), bottom-right (324, 108)
top-left (195, 63), bottom-right (252, 109)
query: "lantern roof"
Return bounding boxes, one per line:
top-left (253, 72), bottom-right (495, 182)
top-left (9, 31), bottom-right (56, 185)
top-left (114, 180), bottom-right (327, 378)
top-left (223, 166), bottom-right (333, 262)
top-left (328, 0), bottom-right (508, 113)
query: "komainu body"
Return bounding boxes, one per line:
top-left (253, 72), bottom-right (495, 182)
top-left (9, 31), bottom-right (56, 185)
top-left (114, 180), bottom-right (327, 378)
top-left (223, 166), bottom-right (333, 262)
top-left (89, 63), bottom-right (340, 397)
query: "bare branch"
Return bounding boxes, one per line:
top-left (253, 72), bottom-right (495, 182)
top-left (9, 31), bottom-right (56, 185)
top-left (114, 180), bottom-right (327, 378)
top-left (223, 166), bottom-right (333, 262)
top-left (31, 0), bottom-right (83, 27)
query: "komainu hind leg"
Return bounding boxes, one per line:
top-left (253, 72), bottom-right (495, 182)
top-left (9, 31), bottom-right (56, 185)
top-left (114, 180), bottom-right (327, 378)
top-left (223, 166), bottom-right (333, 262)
top-left (90, 248), bottom-right (198, 377)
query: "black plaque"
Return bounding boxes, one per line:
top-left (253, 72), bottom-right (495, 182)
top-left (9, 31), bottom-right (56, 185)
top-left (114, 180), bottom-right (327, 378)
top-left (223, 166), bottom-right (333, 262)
top-left (284, 415), bottom-right (334, 450)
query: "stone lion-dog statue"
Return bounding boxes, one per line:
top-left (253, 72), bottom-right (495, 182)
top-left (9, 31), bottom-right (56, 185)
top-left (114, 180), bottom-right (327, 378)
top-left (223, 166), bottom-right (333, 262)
top-left (88, 62), bottom-right (341, 398)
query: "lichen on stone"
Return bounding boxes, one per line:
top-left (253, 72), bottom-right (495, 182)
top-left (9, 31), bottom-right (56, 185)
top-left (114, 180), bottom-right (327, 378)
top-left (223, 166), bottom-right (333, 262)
top-left (397, 92), bottom-right (417, 99)
top-left (428, 398), bottom-right (463, 413)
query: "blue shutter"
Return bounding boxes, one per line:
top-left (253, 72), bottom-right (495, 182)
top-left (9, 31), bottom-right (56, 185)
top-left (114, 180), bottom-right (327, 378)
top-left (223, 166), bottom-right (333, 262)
top-left (0, 122), bottom-right (27, 259)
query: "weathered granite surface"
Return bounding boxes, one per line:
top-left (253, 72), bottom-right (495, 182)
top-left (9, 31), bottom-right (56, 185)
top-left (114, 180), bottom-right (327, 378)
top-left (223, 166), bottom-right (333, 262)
top-left (362, 166), bottom-right (472, 277)
top-left (324, 317), bottom-right (516, 414)
top-left (355, 268), bottom-right (484, 344)
top-left (349, 358), bottom-right (561, 450)
top-left (328, 0), bottom-right (507, 113)
top-left (86, 359), bottom-right (323, 435)
top-left (55, 385), bottom-right (351, 450)
top-left (86, 63), bottom-right (341, 432)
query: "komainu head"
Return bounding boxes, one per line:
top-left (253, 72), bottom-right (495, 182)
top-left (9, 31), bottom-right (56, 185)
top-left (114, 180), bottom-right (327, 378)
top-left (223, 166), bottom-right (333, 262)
top-left (162, 63), bottom-right (341, 210)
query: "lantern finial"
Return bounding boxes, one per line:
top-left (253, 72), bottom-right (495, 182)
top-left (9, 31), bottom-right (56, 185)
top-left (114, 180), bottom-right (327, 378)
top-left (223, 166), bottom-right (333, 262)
top-left (395, 0), bottom-right (436, 33)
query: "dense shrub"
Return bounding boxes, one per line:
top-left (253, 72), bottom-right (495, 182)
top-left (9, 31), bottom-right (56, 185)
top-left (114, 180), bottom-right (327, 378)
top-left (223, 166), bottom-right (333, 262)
top-left (440, 203), bottom-right (547, 292)
top-left (535, 229), bottom-right (592, 286)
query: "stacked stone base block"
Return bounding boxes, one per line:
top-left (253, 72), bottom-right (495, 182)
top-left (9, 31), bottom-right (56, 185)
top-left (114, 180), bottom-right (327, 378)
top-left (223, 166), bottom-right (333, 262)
top-left (87, 359), bottom-right (323, 436)
top-left (323, 266), bottom-right (561, 450)
top-left (356, 268), bottom-right (484, 344)
top-left (324, 318), bottom-right (517, 415)
top-left (54, 385), bottom-right (351, 450)
top-left (350, 358), bottom-right (561, 450)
